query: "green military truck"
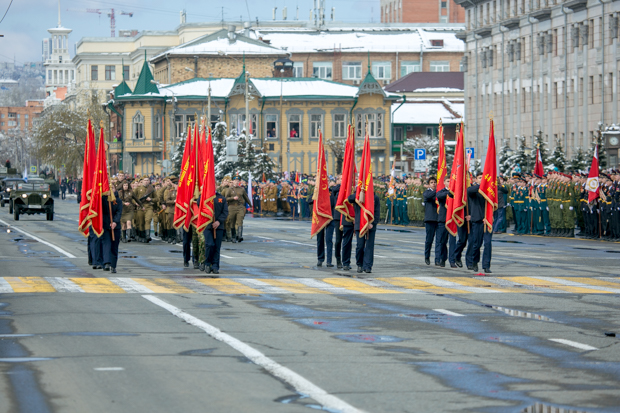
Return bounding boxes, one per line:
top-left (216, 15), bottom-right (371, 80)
top-left (10, 178), bottom-right (54, 221)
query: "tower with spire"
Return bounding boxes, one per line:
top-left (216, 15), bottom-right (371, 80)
top-left (44, 0), bottom-right (76, 94)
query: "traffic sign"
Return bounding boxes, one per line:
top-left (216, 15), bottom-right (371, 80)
top-left (30, 166), bottom-right (37, 173)
top-left (414, 148), bottom-right (426, 160)
top-left (466, 148), bottom-right (475, 159)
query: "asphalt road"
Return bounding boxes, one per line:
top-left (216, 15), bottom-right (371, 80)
top-left (0, 196), bottom-right (619, 413)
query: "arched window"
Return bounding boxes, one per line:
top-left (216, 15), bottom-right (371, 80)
top-left (133, 111), bottom-right (144, 140)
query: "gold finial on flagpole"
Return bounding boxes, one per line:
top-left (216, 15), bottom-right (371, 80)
top-left (489, 111), bottom-right (493, 120)
top-left (439, 118), bottom-right (443, 127)
top-left (100, 120), bottom-right (104, 128)
top-left (87, 108), bottom-right (91, 118)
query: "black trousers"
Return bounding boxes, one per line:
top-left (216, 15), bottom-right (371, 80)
top-left (449, 224), bottom-right (468, 264)
top-left (101, 228), bottom-right (121, 268)
top-left (424, 222), bottom-right (438, 260)
top-left (205, 228), bottom-right (224, 270)
top-left (435, 222), bottom-right (449, 263)
top-left (325, 221), bottom-right (342, 264)
top-left (466, 221), bottom-right (492, 268)
top-left (355, 230), bottom-right (376, 270)
top-left (316, 227), bottom-right (326, 263)
top-left (341, 225), bottom-right (354, 266)
top-left (88, 232), bottom-right (102, 265)
top-left (182, 228), bottom-right (192, 263)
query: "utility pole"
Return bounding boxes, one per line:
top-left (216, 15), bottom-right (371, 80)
top-left (245, 69), bottom-right (250, 139)
top-left (207, 74), bottom-right (212, 131)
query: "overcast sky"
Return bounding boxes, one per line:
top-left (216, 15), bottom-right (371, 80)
top-left (0, 0), bottom-right (380, 65)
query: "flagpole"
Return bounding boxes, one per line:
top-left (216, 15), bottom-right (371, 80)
top-left (101, 120), bottom-right (115, 242)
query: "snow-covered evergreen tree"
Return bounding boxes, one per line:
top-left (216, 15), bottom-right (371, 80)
top-left (235, 132), bottom-right (258, 180)
top-left (512, 135), bottom-right (531, 173)
top-left (498, 139), bottom-right (513, 175)
top-left (547, 137), bottom-right (567, 172)
top-left (254, 150), bottom-right (277, 181)
top-left (212, 122), bottom-right (235, 180)
top-left (569, 147), bottom-right (588, 171)
top-left (171, 135), bottom-right (187, 177)
top-left (530, 130), bottom-right (549, 168)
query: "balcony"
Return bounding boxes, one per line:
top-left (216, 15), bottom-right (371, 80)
top-left (124, 139), bottom-right (161, 153)
top-left (109, 141), bottom-right (123, 153)
top-left (530, 8), bottom-right (551, 22)
top-left (501, 18), bottom-right (520, 30)
top-left (474, 27), bottom-right (492, 39)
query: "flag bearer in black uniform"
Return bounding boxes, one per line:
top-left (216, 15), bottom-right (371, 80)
top-left (204, 191), bottom-right (229, 275)
top-left (100, 192), bottom-right (122, 273)
top-left (435, 177), bottom-right (450, 267)
top-left (422, 177), bottom-right (438, 266)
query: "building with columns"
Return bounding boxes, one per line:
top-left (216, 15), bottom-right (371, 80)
top-left (43, 14), bottom-right (76, 95)
top-left (455, 0), bottom-right (620, 168)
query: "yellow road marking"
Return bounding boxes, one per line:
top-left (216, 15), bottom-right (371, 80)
top-left (70, 278), bottom-right (126, 293)
top-left (259, 279), bottom-right (330, 294)
top-left (5, 277), bottom-right (55, 293)
top-left (197, 278), bottom-right (263, 294)
top-left (323, 278), bottom-right (400, 294)
top-left (556, 277), bottom-right (620, 291)
top-left (505, 277), bottom-right (613, 294)
top-left (378, 277), bottom-right (470, 294)
top-left (444, 277), bottom-right (531, 293)
top-left (131, 278), bottom-right (194, 294)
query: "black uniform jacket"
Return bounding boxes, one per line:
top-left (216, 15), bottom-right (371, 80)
top-left (436, 188), bottom-right (450, 223)
top-left (102, 193), bottom-right (122, 230)
top-left (206, 192), bottom-right (229, 231)
top-left (347, 193), bottom-right (380, 231)
top-left (467, 184), bottom-right (484, 223)
top-left (423, 189), bottom-right (438, 223)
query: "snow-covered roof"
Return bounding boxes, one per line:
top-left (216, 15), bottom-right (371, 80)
top-left (392, 100), bottom-right (463, 125)
top-left (414, 87), bottom-right (463, 93)
top-left (118, 77), bottom-right (400, 100)
top-left (253, 27), bottom-right (465, 53)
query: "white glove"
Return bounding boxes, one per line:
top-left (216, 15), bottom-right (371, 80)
top-left (421, 202), bottom-right (425, 206)
top-left (560, 204), bottom-right (563, 209)
top-left (569, 206), bottom-right (573, 211)
top-left (546, 207), bottom-right (549, 211)
top-left (507, 203), bottom-right (511, 207)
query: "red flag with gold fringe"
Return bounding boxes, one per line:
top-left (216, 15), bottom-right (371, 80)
top-left (445, 123), bottom-right (467, 236)
top-left (196, 126), bottom-right (217, 233)
top-left (479, 119), bottom-right (498, 233)
top-left (355, 123), bottom-right (374, 237)
top-left (85, 123), bottom-right (115, 238)
top-left (335, 124), bottom-right (356, 228)
top-left (310, 130), bottom-right (333, 238)
top-left (78, 118), bottom-right (96, 236)
top-left (174, 123), bottom-right (195, 230)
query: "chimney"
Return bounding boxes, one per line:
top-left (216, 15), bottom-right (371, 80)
top-left (283, 7), bottom-right (287, 20)
top-left (273, 7), bottom-right (277, 20)
top-left (331, 7), bottom-right (335, 21)
top-left (180, 9), bottom-right (186, 24)
top-left (227, 25), bottom-right (236, 42)
top-left (243, 21), bottom-right (251, 37)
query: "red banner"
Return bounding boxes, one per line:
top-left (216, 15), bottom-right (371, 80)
top-left (534, 147), bottom-right (544, 176)
top-left (310, 130), bottom-right (333, 238)
top-left (445, 123), bottom-right (467, 236)
top-left (85, 124), bottom-right (114, 238)
top-left (196, 127), bottom-right (217, 233)
top-left (436, 123), bottom-right (447, 191)
top-left (586, 146), bottom-right (600, 203)
top-left (479, 119), bottom-right (498, 233)
top-left (174, 123), bottom-right (195, 230)
top-left (191, 118), bottom-right (208, 228)
top-left (335, 124), bottom-right (356, 229)
top-left (355, 124), bottom-right (374, 237)
top-left (78, 119), bottom-right (96, 236)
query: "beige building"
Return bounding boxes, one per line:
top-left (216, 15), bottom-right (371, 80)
top-left (456, 0), bottom-right (620, 168)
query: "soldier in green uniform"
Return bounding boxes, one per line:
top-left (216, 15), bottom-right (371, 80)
top-left (224, 177), bottom-right (252, 242)
top-left (133, 177), bottom-right (156, 243)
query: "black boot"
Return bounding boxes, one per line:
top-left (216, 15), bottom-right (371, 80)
top-left (146, 229), bottom-right (151, 243)
top-left (168, 229), bottom-right (175, 244)
top-left (237, 225), bottom-right (243, 242)
top-left (336, 259), bottom-right (342, 269)
top-left (232, 228), bottom-right (238, 243)
top-left (130, 228), bottom-right (136, 241)
top-left (225, 230), bottom-right (232, 242)
top-left (568, 228), bottom-right (574, 238)
top-left (121, 230), bottom-right (127, 243)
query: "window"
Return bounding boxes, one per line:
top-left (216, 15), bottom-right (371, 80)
top-left (266, 114), bottom-right (278, 138)
top-left (154, 114), bottom-right (161, 139)
top-left (249, 113), bottom-right (258, 137)
top-left (394, 126), bottom-right (403, 142)
top-left (288, 114), bottom-right (301, 139)
top-left (356, 113), bottom-right (383, 138)
top-left (441, 1), bottom-right (447, 8)
top-left (123, 65), bottom-right (130, 80)
top-left (59, 56), bottom-right (62, 63)
top-left (268, 143), bottom-right (275, 151)
top-left (105, 65), bottom-right (116, 81)
top-left (430, 39), bottom-right (444, 47)
top-left (333, 114), bottom-right (346, 138)
top-left (430, 61), bottom-right (450, 72)
top-left (440, 16), bottom-right (448, 23)
top-left (400, 61), bottom-right (421, 76)
top-left (310, 114), bottom-right (323, 139)
top-left (24, 114), bottom-right (28, 119)
top-left (8, 113), bottom-right (16, 118)
top-left (133, 112), bottom-right (144, 139)
top-left (8, 121), bottom-right (15, 127)
top-left (91, 65), bottom-right (98, 81)
top-left (293, 62), bottom-right (303, 78)
top-left (174, 115), bottom-right (184, 137)
top-left (372, 61), bottom-right (391, 80)
top-left (312, 62), bottom-right (332, 79)
top-left (0, 122), bottom-right (3, 126)
top-left (342, 62), bottom-right (362, 80)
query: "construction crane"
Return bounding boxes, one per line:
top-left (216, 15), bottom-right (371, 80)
top-left (67, 8), bottom-right (134, 37)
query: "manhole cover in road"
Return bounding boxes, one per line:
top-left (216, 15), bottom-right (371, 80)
top-left (574, 247), bottom-right (597, 250)
top-left (606, 250), bottom-right (620, 253)
top-left (169, 250), bottom-right (183, 254)
top-left (121, 256), bottom-right (138, 259)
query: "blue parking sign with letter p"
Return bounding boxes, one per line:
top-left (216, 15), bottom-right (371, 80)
top-left (414, 148), bottom-right (426, 160)
top-left (466, 147), bottom-right (475, 159)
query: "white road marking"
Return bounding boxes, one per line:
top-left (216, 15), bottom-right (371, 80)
top-left (548, 339), bottom-right (598, 351)
top-left (0, 219), bottom-right (77, 258)
top-left (44, 277), bottom-right (85, 293)
top-left (415, 277), bottom-right (503, 293)
top-left (373, 254), bottom-right (387, 258)
top-left (0, 334), bottom-right (34, 337)
top-left (94, 367), bottom-right (125, 371)
top-left (220, 254), bottom-right (233, 259)
top-left (109, 278), bottom-right (154, 293)
top-left (398, 240), bottom-right (425, 245)
top-left (433, 309), bottom-right (465, 317)
top-left (281, 240), bottom-right (314, 246)
top-left (143, 295), bottom-right (365, 413)
top-left (529, 276), bottom-right (620, 293)
top-left (256, 236), bottom-right (273, 239)
top-left (237, 279), bottom-right (291, 294)
top-left (0, 278), bottom-right (14, 293)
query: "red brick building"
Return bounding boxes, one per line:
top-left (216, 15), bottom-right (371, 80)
top-left (0, 100), bottom-right (44, 133)
top-left (381, 0), bottom-right (465, 23)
